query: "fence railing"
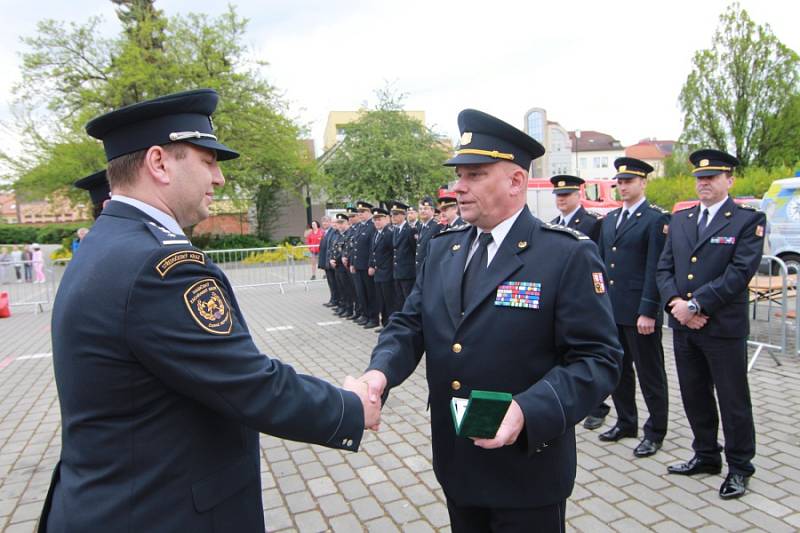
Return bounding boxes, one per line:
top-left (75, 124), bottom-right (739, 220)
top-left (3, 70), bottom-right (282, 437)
top-left (746, 255), bottom-right (794, 371)
top-left (0, 259), bottom-right (54, 313)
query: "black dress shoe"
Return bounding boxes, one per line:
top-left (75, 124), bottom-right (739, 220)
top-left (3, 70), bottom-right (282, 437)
top-left (719, 473), bottom-right (748, 499)
top-left (667, 457), bottom-right (722, 476)
top-left (598, 426), bottom-right (637, 442)
top-left (341, 312), bottom-right (355, 319)
top-left (363, 320), bottom-right (379, 329)
top-left (323, 301), bottom-right (336, 307)
top-left (633, 439), bottom-right (662, 458)
top-left (355, 317), bottom-right (369, 325)
top-left (583, 415), bottom-right (605, 430)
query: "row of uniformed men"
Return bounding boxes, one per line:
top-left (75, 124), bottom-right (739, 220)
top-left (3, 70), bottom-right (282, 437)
top-left (317, 196), bottom-right (464, 330)
top-left (546, 150), bottom-right (763, 500)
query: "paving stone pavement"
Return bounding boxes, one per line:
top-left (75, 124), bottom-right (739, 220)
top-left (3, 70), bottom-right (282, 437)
top-left (2, 282), bottom-right (800, 532)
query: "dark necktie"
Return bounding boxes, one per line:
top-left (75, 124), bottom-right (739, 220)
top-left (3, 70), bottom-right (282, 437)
top-left (616, 209), bottom-right (629, 234)
top-left (559, 217), bottom-right (567, 226)
top-left (698, 208), bottom-right (710, 239)
top-left (461, 232), bottom-right (493, 312)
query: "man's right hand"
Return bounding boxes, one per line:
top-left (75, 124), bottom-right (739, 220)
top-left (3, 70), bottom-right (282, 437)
top-left (356, 370), bottom-right (388, 430)
top-left (343, 376), bottom-right (381, 430)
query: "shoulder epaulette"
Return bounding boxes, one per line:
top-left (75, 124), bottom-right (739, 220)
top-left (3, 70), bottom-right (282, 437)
top-left (675, 205), bottom-right (695, 213)
top-left (433, 223), bottom-right (472, 238)
top-left (543, 222), bottom-right (589, 240)
top-left (649, 203), bottom-right (669, 215)
top-left (737, 203), bottom-right (758, 211)
top-left (586, 210), bottom-right (604, 219)
top-left (144, 220), bottom-right (190, 246)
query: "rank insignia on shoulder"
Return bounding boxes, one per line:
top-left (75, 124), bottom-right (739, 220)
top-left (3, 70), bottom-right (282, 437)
top-left (184, 278), bottom-right (232, 335)
top-left (156, 250), bottom-right (205, 278)
top-left (435, 223), bottom-right (471, 237)
top-left (543, 223), bottom-right (589, 239)
top-left (592, 272), bottom-right (606, 294)
top-left (144, 220), bottom-right (189, 245)
top-left (738, 203), bottom-right (756, 211)
top-left (650, 203), bottom-right (669, 214)
top-left (756, 225), bottom-right (765, 237)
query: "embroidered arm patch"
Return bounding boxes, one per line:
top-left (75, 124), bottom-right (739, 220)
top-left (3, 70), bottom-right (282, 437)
top-left (184, 278), bottom-right (233, 335)
top-left (156, 251), bottom-right (205, 278)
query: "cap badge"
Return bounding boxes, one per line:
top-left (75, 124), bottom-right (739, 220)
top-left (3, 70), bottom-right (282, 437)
top-left (558, 181), bottom-right (566, 187)
top-left (619, 165), bottom-right (627, 172)
top-left (700, 159), bottom-right (710, 167)
top-left (460, 132), bottom-right (473, 145)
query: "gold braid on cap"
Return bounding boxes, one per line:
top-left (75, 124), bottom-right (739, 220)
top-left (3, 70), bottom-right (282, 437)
top-left (455, 148), bottom-right (514, 161)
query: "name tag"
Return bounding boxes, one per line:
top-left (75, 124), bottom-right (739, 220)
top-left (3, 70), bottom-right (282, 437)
top-left (710, 236), bottom-right (736, 245)
top-left (495, 281), bottom-right (541, 309)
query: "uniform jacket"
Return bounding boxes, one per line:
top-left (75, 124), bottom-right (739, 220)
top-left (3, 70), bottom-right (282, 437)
top-left (370, 227), bottom-right (394, 283)
top-left (333, 228), bottom-right (351, 271)
top-left (657, 197), bottom-right (765, 338)
top-left (351, 218), bottom-right (376, 270)
top-left (368, 206), bottom-right (622, 508)
top-left (414, 220), bottom-right (443, 274)
top-left (342, 223), bottom-right (357, 264)
top-left (392, 222), bottom-right (416, 280)
top-left (599, 202), bottom-right (670, 326)
top-left (318, 227), bottom-right (336, 269)
top-left (550, 206), bottom-right (601, 243)
top-left (41, 201), bottom-right (364, 533)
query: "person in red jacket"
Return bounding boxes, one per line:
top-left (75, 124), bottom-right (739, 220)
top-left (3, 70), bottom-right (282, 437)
top-left (304, 220), bottom-right (324, 280)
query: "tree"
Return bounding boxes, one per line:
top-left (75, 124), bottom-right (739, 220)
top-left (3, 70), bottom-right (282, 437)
top-left (1, 2), bottom-right (316, 239)
top-left (323, 88), bottom-right (450, 204)
top-left (678, 3), bottom-right (800, 167)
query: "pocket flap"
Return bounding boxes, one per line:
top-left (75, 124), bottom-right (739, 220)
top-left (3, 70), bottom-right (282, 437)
top-left (192, 456), bottom-right (257, 512)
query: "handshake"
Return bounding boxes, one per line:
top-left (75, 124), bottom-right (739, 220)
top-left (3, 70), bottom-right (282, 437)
top-left (342, 370), bottom-right (388, 430)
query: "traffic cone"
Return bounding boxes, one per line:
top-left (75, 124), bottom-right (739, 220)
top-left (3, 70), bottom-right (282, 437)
top-left (0, 291), bottom-right (10, 318)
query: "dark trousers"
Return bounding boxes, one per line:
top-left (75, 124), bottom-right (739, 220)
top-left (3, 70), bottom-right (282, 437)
top-left (334, 267), bottom-right (353, 313)
top-left (394, 278), bottom-right (414, 312)
top-left (324, 268), bottom-right (338, 304)
top-left (350, 270), bottom-right (363, 316)
top-left (672, 330), bottom-right (755, 476)
top-left (375, 280), bottom-right (395, 326)
top-left (611, 324), bottom-right (669, 441)
top-left (355, 269), bottom-right (377, 319)
top-left (446, 498), bottom-right (566, 533)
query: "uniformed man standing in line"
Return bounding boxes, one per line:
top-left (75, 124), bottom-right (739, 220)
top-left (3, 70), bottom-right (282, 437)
top-left (351, 201), bottom-right (379, 328)
top-left (369, 204), bottom-right (395, 331)
top-left (74, 170), bottom-right (111, 220)
top-left (439, 193), bottom-right (463, 228)
top-left (407, 205), bottom-right (420, 231)
top-left (414, 195), bottom-right (443, 275)
top-left (657, 149), bottom-right (765, 499)
top-left (595, 157), bottom-right (670, 458)
top-left (331, 213), bottom-right (355, 318)
top-left (318, 215), bottom-right (339, 308)
top-left (549, 175), bottom-right (601, 242)
top-left (357, 109), bottom-right (622, 533)
top-left (343, 207), bottom-right (362, 320)
top-left (40, 89), bottom-right (377, 532)
top-left (390, 200), bottom-right (416, 310)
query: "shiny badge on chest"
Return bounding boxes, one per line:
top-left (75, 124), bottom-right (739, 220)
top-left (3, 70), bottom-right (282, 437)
top-left (495, 281), bottom-right (541, 309)
top-left (184, 278), bottom-right (233, 335)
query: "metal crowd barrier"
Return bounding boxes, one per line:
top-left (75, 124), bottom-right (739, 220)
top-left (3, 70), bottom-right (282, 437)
top-left (747, 255), bottom-right (791, 371)
top-left (0, 259), bottom-right (55, 313)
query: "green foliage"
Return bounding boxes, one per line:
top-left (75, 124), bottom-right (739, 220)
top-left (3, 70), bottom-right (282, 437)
top-left (191, 233), bottom-right (268, 250)
top-left (242, 244), bottom-right (306, 264)
top-left (678, 3), bottom-right (800, 166)
top-left (2, 3), bottom-right (318, 233)
top-left (0, 222), bottom-right (86, 245)
top-left (324, 88), bottom-right (450, 204)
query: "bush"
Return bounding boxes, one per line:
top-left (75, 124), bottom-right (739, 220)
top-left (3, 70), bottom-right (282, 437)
top-left (242, 244), bottom-right (307, 264)
top-left (0, 222), bottom-right (88, 245)
top-left (192, 233), bottom-right (268, 250)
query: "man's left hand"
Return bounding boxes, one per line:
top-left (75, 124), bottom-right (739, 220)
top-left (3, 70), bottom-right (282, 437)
top-left (637, 315), bottom-right (656, 335)
top-left (472, 400), bottom-right (524, 449)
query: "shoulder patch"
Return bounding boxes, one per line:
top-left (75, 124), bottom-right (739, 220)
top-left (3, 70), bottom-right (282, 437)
top-left (649, 203), bottom-right (669, 214)
top-left (155, 250), bottom-right (206, 278)
top-left (543, 222), bottom-right (589, 240)
top-left (144, 220), bottom-right (190, 246)
top-left (433, 223), bottom-right (472, 238)
top-left (184, 278), bottom-right (233, 335)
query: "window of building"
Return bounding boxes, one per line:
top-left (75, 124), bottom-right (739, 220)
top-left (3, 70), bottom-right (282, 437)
top-left (580, 158), bottom-right (588, 169)
top-left (593, 156), bottom-right (608, 168)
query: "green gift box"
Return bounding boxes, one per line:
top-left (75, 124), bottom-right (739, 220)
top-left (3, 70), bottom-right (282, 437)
top-left (450, 390), bottom-right (513, 438)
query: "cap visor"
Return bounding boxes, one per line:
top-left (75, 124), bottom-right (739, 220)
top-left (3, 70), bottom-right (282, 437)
top-left (614, 173), bottom-right (641, 180)
top-left (443, 153), bottom-right (500, 166)
top-left (186, 138), bottom-right (240, 161)
top-left (693, 169), bottom-right (724, 178)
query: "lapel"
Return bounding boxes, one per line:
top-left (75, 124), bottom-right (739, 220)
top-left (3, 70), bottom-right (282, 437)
top-left (693, 197), bottom-right (736, 253)
top-left (569, 206), bottom-right (586, 229)
top-left (605, 208), bottom-right (620, 243)
top-left (442, 228), bottom-right (475, 328)
top-left (458, 208), bottom-right (533, 324)
top-left (614, 201), bottom-right (646, 242)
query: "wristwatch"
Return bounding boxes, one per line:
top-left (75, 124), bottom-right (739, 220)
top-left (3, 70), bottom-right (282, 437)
top-left (686, 299), bottom-right (700, 314)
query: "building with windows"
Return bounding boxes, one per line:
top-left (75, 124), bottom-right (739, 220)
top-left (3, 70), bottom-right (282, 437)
top-left (523, 108), bottom-right (572, 178)
top-left (568, 130), bottom-right (625, 179)
top-left (625, 139), bottom-right (676, 177)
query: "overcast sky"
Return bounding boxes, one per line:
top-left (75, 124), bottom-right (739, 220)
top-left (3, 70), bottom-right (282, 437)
top-left (0, 0), bottom-right (798, 160)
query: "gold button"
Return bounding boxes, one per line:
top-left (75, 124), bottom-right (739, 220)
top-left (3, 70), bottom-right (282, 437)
top-left (451, 380), bottom-right (461, 391)
top-left (610, 280), bottom-right (615, 286)
top-left (688, 274), bottom-right (694, 280)
top-left (687, 292), bottom-right (693, 298)
top-left (691, 257), bottom-right (697, 263)
top-left (452, 343), bottom-right (462, 354)
top-left (612, 246), bottom-right (617, 252)
top-left (610, 263), bottom-right (615, 268)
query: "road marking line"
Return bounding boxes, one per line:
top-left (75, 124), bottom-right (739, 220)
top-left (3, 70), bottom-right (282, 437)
top-left (316, 321), bottom-right (342, 327)
top-left (265, 326), bottom-right (294, 332)
top-left (17, 353), bottom-right (53, 360)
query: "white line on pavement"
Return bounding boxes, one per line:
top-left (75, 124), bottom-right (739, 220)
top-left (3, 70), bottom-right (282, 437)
top-left (316, 321), bottom-right (342, 327)
top-left (17, 352), bottom-right (53, 360)
top-left (265, 326), bottom-right (294, 332)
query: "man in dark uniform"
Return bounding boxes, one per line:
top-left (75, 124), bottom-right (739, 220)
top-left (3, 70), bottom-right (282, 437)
top-left (331, 213), bottom-right (355, 318)
top-left (595, 157), bottom-right (670, 458)
top-left (414, 195), bottom-right (443, 275)
top-left (549, 175), bottom-right (601, 242)
top-left (40, 89), bottom-right (377, 533)
top-left (358, 109), bottom-right (622, 533)
top-left (74, 169), bottom-right (111, 219)
top-left (369, 205), bottom-right (395, 329)
top-left (407, 205), bottom-right (420, 230)
top-left (351, 201), bottom-right (379, 328)
top-left (318, 215), bottom-right (339, 307)
top-left (343, 207), bottom-right (362, 320)
top-left (391, 200), bottom-right (416, 308)
top-left (657, 148), bottom-right (765, 499)
top-left (439, 193), bottom-right (463, 228)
